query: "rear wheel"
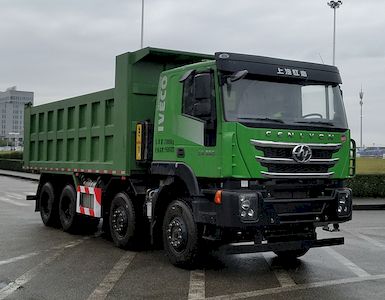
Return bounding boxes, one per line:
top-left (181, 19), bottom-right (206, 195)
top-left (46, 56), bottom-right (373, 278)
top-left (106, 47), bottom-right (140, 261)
top-left (109, 192), bottom-right (136, 249)
top-left (39, 182), bottom-right (59, 227)
top-left (59, 184), bottom-right (81, 233)
top-left (162, 199), bottom-right (201, 268)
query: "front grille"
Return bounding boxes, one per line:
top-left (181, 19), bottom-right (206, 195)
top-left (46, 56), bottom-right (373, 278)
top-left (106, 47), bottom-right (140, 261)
top-left (263, 164), bottom-right (329, 173)
top-left (263, 147), bottom-right (334, 159)
top-left (251, 140), bottom-right (341, 179)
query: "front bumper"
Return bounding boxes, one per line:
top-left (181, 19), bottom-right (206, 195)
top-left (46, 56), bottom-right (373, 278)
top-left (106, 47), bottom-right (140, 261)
top-left (220, 237), bottom-right (344, 255)
top-left (192, 188), bottom-right (352, 228)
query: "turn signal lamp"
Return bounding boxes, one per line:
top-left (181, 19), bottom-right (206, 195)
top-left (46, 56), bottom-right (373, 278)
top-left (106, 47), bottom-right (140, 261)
top-left (214, 190), bottom-right (222, 205)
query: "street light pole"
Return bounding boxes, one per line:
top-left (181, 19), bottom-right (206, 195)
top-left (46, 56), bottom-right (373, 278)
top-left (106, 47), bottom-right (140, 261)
top-left (327, 1), bottom-right (343, 65)
top-left (140, 0), bottom-right (144, 48)
top-left (359, 87), bottom-right (364, 149)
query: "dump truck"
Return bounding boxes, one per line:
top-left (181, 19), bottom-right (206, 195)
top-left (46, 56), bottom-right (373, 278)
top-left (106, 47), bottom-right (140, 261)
top-left (24, 47), bottom-right (355, 267)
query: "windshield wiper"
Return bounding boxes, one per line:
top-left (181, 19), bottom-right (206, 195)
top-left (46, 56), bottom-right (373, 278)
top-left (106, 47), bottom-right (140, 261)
top-left (238, 117), bottom-right (285, 123)
top-left (295, 120), bottom-right (335, 126)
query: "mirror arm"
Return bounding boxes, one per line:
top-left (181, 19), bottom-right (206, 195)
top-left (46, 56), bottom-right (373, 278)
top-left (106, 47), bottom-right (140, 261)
top-left (179, 70), bottom-right (195, 83)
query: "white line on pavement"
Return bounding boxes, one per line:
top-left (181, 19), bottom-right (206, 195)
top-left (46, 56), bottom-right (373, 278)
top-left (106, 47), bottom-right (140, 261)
top-left (345, 229), bottom-right (385, 249)
top-left (0, 252), bottom-right (40, 267)
top-left (262, 253), bottom-right (296, 287)
top-left (188, 270), bottom-right (205, 300)
top-left (0, 197), bottom-right (30, 207)
top-left (0, 236), bottom-right (95, 268)
top-left (87, 251), bottom-right (136, 300)
top-left (0, 238), bottom-right (85, 300)
top-left (5, 192), bottom-right (25, 200)
top-left (4, 191), bottom-right (36, 195)
top-left (205, 273), bottom-right (385, 300)
top-left (353, 227), bottom-right (385, 231)
top-left (324, 247), bottom-right (370, 277)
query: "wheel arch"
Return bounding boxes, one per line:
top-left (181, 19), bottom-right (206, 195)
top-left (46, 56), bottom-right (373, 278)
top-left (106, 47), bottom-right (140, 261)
top-left (150, 162), bottom-right (201, 197)
top-left (151, 176), bottom-right (193, 246)
top-left (101, 177), bottom-right (134, 219)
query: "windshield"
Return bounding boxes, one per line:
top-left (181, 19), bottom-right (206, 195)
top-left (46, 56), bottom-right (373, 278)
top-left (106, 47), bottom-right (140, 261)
top-left (222, 79), bottom-right (348, 129)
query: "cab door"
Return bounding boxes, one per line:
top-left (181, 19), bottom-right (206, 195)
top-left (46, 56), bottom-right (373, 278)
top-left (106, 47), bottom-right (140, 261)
top-left (176, 70), bottom-right (221, 178)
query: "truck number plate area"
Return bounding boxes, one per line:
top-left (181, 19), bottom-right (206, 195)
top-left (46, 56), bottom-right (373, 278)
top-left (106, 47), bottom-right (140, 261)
top-left (76, 186), bottom-right (102, 218)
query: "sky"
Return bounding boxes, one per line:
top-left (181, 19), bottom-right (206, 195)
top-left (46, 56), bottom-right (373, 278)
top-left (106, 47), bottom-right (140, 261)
top-left (1, 0), bottom-right (384, 146)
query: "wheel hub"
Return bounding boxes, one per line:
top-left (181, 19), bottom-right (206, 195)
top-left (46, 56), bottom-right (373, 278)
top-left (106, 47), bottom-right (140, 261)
top-left (167, 217), bottom-right (187, 251)
top-left (112, 207), bottom-right (128, 236)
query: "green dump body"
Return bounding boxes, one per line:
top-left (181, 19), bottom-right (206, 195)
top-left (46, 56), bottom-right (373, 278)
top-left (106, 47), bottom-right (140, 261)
top-left (23, 48), bottom-right (212, 175)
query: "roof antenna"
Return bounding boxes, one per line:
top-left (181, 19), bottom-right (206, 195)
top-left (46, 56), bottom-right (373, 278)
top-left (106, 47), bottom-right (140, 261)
top-left (318, 53), bottom-right (325, 64)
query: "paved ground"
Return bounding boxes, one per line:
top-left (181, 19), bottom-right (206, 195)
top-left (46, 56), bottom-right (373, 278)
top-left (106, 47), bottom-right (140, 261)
top-left (1, 175), bottom-right (385, 299)
top-left (0, 170), bottom-right (39, 181)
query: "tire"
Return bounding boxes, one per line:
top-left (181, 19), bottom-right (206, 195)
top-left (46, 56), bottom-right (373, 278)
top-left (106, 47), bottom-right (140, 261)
top-left (274, 248), bottom-right (309, 260)
top-left (162, 199), bottom-right (201, 268)
top-left (39, 182), bottom-right (59, 227)
top-left (109, 192), bottom-right (136, 249)
top-left (59, 184), bottom-right (81, 233)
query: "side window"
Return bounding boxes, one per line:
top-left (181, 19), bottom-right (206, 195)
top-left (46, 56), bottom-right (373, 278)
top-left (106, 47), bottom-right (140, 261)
top-left (182, 72), bottom-right (217, 146)
top-left (301, 85), bottom-right (337, 120)
top-left (182, 75), bottom-right (195, 116)
top-left (301, 85), bottom-right (326, 118)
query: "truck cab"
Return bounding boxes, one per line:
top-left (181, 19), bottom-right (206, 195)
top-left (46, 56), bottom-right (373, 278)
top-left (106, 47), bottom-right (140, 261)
top-left (148, 52), bottom-right (354, 265)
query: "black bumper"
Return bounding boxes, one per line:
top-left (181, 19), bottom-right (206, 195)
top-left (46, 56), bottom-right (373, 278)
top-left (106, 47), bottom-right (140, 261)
top-left (220, 237), bottom-right (344, 255)
top-left (192, 188), bottom-right (352, 228)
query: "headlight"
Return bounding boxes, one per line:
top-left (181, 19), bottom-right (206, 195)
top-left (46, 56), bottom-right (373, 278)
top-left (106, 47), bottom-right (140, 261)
top-left (239, 193), bottom-right (258, 222)
top-left (336, 189), bottom-right (352, 217)
top-left (241, 199), bottom-right (251, 211)
top-left (247, 209), bottom-right (254, 217)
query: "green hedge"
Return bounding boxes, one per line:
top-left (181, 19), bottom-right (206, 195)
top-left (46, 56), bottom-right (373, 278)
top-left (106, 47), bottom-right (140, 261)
top-left (347, 175), bottom-right (385, 198)
top-left (0, 159), bottom-right (23, 172)
top-left (0, 151), bottom-right (23, 159)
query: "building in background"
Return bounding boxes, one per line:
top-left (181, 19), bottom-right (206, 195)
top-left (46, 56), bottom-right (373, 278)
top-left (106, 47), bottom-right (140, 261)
top-left (0, 86), bottom-right (34, 146)
top-left (357, 147), bottom-right (385, 158)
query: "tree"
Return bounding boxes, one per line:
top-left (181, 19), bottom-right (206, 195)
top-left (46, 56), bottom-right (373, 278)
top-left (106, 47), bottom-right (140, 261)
top-left (0, 138), bottom-right (8, 147)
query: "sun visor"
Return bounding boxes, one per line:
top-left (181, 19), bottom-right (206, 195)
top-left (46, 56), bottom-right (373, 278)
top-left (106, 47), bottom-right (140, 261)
top-left (215, 52), bottom-right (342, 84)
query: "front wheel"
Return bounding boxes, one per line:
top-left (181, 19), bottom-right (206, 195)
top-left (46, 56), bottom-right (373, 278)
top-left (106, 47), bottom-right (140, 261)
top-left (162, 199), bottom-right (201, 268)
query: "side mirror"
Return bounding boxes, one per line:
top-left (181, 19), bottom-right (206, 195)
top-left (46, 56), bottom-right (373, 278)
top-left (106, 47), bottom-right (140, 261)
top-left (179, 69), bottom-right (195, 83)
top-left (227, 70), bottom-right (248, 84)
top-left (194, 73), bottom-right (211, 100)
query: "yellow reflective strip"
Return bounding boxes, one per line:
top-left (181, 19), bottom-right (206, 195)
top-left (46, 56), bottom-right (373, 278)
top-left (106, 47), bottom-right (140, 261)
top-left (136, 123), bottom-right (142, 160)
